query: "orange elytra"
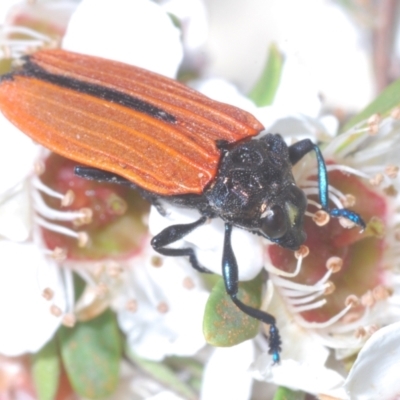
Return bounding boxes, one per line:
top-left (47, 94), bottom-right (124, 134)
top-left (0, 49), bottom-right (263, 195)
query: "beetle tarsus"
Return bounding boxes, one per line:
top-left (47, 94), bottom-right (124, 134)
top-left (288, 140), bottom-right (366, 229)
top-left (268, 325), bottom-right (282, 364)
top-left (329, 208), bottom-right (366, 230)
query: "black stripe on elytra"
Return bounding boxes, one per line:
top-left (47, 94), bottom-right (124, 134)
top-left (17, 59), bottom-right (177, 124)
top-left (0, 71), bottom-right (14, 82)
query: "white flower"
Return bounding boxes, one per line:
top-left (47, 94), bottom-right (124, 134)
top-left (200, 340), bottom-right (255, 400)
top-left (62, 0), bottom-right (183, 77)
top-left (0, 1), bottom-right (77, 355)
top-left (0, 0), bottom-right (187, 359)
top-left (0, 242), bottom-right (67, 356)
top-left (344, 321), bottom-right (400, 399)
top-left (114, 244), bottom-right (209, 360)
top-left (252, 110), bottom-right (400, 397)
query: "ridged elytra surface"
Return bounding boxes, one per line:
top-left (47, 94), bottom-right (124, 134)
top-left (0, 49), bottom-right (264, 195)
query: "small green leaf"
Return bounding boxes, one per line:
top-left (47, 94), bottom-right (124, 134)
top-left (166, 356), bottom-right (204, 381)
top-left (58, 310), bottom-right (122, 399)
top-left (73, 272), bottom-right (86, 301)
top-left (248, 43), bottom-right (284, 107)
top-left (32, 338), bottom-right (60, 400)
top-left (342, 77), bottom-right (400, 132)
top-left (203, 275), bottom-right (262, 346)
top-left (127, 351), bottom-right (198, 400)
top-left (273, 386), bottom-right (305, 400)
top-left (166, 356), bottom-right (204, 393)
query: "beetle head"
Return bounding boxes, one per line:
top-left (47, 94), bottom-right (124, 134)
top-left (258, 182), bottom-right (307, 250)
top-left (207, 133), bottom-right (308, 250)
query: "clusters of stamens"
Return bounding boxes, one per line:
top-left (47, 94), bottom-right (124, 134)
top-left (31, 168), bottom-right (91, 249)
top-left (32, 159), bottom-right (98, 326)
top-left (267, 249), bottom-right (351, 320)
top-left (267, 110), bottom-right (400, 352)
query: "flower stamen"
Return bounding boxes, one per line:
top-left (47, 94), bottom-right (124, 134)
top-left (107, 262), bottom-right (124, 278)
top-left (42, 288), bottom-right (54, 301)
top-left (369, 173), bottom-right (384, 186)
top-left (390, 107), bottom-right (400, 119)
top-left (48, 247), bottom-right (67, 262)
top-left (33, 189), bottom-right (90, 224)
top-left (265, 250), bottom-right (305, 278)
top-left (35, 216), bottom-right (89, 247)
top-left (62, 313), bottom-right (76, 328)
top-left (50, 304), bottom-right (62, 317)
top-left (31, 175), bottom-right (74, 206)
top-left (324, 281), bottom-right (336, 295)
top-left (157, 302), bottom-right (169, 314)
top-left (126, 299), bottom-right (138, 312)
top-left (295, 245), bottom-right (309, 259)
top-left (297, 300), bottom-right (356, 329)
top-left (342, 194), bottom-right (356, 207)
top-left (385, 165), bottom-right (399, 179)
top-left (326, 256), bottom-right (343, 273)
top-left (312, 210), bottom-right (330, 226)
top-left (367, 113), bottom-right (381, 135)
top-left (183, 276), bottom-right (195, 289)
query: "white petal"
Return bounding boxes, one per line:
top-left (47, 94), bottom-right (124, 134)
top-left (0, 114), bottom-right (39, 194)
top-left (253, 358), bottom-right (345, 396)
top-left (200, 340), bottom-right (255, 400)
top-left (0, 242), bottom-right (66, 356)
top-left (0, 0), bottom-right (20, 22)
top-left (63, 0), bottom-right (183, 77)
top-left (147, 392), bottom-right (185, 400)
top-left (267, 289), bottom-right (330, 364)
top-left (272, 53), bottom-right (321, 118)
top-left (192, 78), bottom-right (258, 114)
top-left (0, 182), bottom-right (31, 242)
top-left (344, 322), bottom-right (400, 400)
top-left (116, 249), bottom-right (207, 360)
top-left (250, 285), bottom-right (347, 396)
top-left (161, 0), bottom-right (208, 51)
top-left (203, 0), bottom-right (373, 110)
top-left (265, 115), bottom-right (329, 142)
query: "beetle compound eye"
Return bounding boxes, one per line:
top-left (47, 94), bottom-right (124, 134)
top-left (261, 205), bottom-right (287, 239)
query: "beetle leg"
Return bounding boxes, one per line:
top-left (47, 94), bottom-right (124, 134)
top-left (151, 216), bottom-right (212, 273)
top-left (288, 138), bottom-right (315, 166)
top-left (75, 166), bottom-right (133, 185)
top-left (75, 166), bottom-right (169, 214)
top-left (288, 140), bottom-right (365, 229)
top-left (222, 223), bottom-right (282, 363)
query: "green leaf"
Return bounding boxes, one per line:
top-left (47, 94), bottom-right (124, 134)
top-left (273, 386), bottom-right (305, 400)
top-left (248, 43), bottom-right (284, 107)
top-left (58, 310), bottom-right (122, 399)
top-left (127, 351), bottom-right (198, 400)
top-left (203, 275), bottom-right (262, 346)
top-left (32, 338), bottom-right (61, 400)
top-left (73, 272), bottom-right (86, 302)
top-left (166, 356), bottom-right (204, 380)
top-left (166, 356), bottom-right (204, 393)
top-left (342, 77), bottom-right (400, 132)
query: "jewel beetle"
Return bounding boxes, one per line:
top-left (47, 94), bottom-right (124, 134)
top-left (0, 49), bottom-right (365, 362)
